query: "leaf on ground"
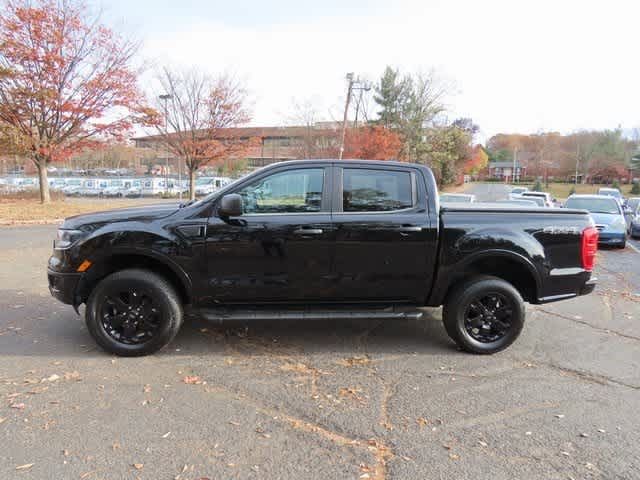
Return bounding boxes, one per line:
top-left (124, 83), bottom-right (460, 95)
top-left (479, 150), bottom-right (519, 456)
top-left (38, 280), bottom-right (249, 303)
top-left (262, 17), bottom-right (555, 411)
top-left (182, 376), bottom-right (202, 385)
top-left (132, 463), bottom-right (143, 470)
top-left (64, 371), bottom-right (81, 381)
top-left (336, 356), bottom-right (371, 367)
top-left (143, 384), bottom-right (151, 393)
top-left (43, 374), bottom-right (60, 382)
top-left (338, 387), bottom-right (364, 403)
top-left (15, 463), bottom-right (34, 470)
top-left (416, 417), bottom-right (429, 427)
top-left (10, 403), bottom-right (25, 410)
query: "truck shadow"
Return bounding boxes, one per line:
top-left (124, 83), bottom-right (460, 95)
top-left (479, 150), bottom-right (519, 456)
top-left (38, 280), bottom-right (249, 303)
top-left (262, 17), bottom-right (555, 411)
top-left (0, 289), bottom-right (456, 357)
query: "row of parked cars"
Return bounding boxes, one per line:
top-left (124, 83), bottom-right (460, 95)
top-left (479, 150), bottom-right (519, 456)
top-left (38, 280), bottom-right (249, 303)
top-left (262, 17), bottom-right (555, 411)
top-left (440, 186), bottom-right (640, 249)
top-left (0, 176), bottom-right (232, 198)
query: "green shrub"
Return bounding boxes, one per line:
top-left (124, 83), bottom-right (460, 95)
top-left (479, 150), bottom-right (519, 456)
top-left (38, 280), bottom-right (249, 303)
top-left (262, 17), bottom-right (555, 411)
top-left (532, 179), bottom-right (543, 192)
top-left (612, 179), bottom-right (620, 190)
top-left (631, 181), bottom-right (640, 195)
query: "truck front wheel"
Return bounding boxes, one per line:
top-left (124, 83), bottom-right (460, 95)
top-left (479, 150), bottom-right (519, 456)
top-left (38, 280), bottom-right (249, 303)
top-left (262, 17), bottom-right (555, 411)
top-left (443, 276), bottom-right (525, 354)
top-left (85, 269), bottom-right (183, 356)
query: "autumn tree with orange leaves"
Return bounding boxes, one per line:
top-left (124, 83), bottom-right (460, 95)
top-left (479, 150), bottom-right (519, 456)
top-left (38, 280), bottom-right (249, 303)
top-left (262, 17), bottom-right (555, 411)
top-left (343, 126), bottom-right (402, 160)
top-left (0, 0), bottom-right (151, 203)
top-left (154, 67), bottom-right (255, 200)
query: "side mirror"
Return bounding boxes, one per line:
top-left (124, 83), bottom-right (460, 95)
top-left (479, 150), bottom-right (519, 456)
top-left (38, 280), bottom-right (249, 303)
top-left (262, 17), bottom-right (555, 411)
top-left (219, 194), bottom-right (243, 217)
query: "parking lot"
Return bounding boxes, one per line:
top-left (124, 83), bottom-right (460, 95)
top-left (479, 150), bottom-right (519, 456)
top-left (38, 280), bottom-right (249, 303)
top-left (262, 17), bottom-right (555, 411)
top-left (1, 199), bottom-right (639, 479)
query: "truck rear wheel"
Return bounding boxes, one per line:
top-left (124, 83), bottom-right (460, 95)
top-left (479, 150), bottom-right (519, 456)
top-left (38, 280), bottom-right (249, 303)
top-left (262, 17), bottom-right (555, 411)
top-left (85, 269), bottom-right (183, 356)
top-left (443, 276), bottom-right (525, 354)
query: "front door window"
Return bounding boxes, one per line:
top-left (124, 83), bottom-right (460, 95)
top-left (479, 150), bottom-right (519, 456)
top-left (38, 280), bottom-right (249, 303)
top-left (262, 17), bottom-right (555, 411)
top-left (236, 168), bottom-right (324, 214)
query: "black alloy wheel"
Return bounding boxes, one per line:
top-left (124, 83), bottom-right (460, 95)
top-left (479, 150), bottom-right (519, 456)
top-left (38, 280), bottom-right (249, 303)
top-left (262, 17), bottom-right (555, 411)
top-left (100, 289), bottom-right (161, 345)
top-left (463, 292), bottom-right (514, 343)
top-left (85, 269), bottom-right (183, 356)
top-left (443, 276), bottom-right (525, 354)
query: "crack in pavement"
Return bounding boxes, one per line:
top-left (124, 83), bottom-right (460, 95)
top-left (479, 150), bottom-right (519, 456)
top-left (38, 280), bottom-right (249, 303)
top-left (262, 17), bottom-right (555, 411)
top-left (536, 307), bottom-right (640, 342)
top-left (201, 382), bottom-right (395, 480)
top-left (541, 362), bottom-right (640, 390)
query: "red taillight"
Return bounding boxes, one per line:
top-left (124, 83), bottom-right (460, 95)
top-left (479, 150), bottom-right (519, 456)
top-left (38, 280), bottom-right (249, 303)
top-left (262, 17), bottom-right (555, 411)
top-left (581, 226), bottom-right (598, 271)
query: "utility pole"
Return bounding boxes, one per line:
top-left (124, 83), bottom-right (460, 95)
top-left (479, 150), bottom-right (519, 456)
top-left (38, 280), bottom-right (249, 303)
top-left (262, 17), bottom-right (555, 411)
top-left (513, 147), bottom-right (518, 184)
top-left (339, 74), bottom-right (371, 160)
top-left (339, 73), bottom-right (354, 160)
top-left (159, 94), bottom-right (172, 195)
top-left (575, 142), bottom-right (580, 185)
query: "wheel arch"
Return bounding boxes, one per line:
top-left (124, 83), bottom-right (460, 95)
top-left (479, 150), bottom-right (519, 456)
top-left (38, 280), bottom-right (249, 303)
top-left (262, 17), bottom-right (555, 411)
top-left (437, 250), bottom-right (541, 305)
top-left (76, 250), bottom-right (192, 307)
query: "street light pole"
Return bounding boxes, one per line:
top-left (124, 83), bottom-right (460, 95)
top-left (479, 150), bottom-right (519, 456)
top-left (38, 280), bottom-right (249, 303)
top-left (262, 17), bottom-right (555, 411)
top-left (159, 94), bottom-right (172, 195)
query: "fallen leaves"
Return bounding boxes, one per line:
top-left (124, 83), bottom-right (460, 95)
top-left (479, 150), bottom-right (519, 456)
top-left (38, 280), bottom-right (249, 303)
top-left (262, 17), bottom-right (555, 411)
top-left (280, 362), bottom-right (317, 375)
top-left (132, 463), bottom-right (144, 470)
top-left (10, 403), bottom-right (25, 410)
top-left (15, 463), bottom-right (34, 471)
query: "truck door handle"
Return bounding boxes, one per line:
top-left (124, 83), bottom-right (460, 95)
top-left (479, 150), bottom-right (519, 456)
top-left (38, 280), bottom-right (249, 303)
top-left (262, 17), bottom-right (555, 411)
top-left (294, 228), bottom-right (323, 235)
top-left (397, 226), bottom-right (423, 232)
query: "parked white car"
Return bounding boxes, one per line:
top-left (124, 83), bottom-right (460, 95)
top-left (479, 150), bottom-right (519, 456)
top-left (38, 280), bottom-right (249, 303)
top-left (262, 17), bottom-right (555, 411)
top-left (521, 191), bottom-right (555, 207)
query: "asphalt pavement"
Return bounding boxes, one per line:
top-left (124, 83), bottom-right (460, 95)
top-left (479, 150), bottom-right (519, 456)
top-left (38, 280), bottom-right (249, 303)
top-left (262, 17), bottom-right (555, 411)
top-left (0, 218), bottom-right (638, 479)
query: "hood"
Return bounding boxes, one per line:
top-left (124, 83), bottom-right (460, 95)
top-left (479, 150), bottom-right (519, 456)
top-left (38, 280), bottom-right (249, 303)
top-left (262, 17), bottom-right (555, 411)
top-left (62, 203), bottom-right (181, 230)
top-left (589, 211), bottom-right (620, 226)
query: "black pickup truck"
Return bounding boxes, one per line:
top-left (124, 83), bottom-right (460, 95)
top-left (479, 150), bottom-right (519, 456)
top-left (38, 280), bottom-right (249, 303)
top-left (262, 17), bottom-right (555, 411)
top-left (48, 160), bottom-right (598, 356)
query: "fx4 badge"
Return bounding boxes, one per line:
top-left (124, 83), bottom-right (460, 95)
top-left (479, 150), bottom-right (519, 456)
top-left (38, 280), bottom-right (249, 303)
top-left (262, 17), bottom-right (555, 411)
top-left (542, 226), bottom-right (580, 235)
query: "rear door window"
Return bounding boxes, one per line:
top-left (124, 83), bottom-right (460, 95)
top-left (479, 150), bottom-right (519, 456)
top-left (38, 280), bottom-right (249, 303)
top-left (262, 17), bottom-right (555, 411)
top-left (342, 168), bottom-right (413, 212)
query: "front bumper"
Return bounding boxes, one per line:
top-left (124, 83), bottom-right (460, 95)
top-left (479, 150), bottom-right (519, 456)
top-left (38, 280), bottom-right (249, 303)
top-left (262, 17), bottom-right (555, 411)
top-left (47, 269), bottom-right (82, 305)
top-left (597, 231), bottom-right (626, 245)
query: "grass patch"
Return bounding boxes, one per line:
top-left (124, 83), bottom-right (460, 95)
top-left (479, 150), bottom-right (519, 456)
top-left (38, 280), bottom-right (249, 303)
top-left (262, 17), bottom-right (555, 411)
top-left (462, 182), bottom-right (635, 200)
top-left (517, 183), bottom-right (634, 200)
top-left (0, 198), bottom-right (171, 225)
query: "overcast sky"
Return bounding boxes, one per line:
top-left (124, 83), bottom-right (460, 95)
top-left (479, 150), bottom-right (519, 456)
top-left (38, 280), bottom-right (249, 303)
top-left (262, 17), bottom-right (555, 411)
top-left (102, 0), bottom-right (639, 139)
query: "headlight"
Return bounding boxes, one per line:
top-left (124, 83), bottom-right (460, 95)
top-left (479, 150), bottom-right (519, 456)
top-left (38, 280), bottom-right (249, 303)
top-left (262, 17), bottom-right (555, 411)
top-left (54, 229), bottom-right (86, 249)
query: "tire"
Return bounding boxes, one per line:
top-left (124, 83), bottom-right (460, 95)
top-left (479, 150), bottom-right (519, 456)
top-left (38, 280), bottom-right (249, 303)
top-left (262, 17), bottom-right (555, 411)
top-left (617, 241), bottom-right (626, 249)
top-left (85, 269), bottom-right (183, 356)
top-left (443, 276), bottom-right (525, 354)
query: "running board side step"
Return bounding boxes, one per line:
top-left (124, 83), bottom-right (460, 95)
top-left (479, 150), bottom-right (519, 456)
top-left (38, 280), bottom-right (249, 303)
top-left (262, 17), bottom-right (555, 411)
top-left (198, 309), bottom-right (424, 322)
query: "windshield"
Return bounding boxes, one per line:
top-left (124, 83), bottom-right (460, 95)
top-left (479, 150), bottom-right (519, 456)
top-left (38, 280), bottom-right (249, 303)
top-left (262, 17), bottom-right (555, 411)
top-left (196, 178), bottom-right (212, 186)
top-left (598, 189), bottom-right (622, 199)
top-left (511, 187), bottom-right (527, 194)
top-left (565, 197), bottom-right (620, 214)
top-left (628, 198), bottom-right (640, 211)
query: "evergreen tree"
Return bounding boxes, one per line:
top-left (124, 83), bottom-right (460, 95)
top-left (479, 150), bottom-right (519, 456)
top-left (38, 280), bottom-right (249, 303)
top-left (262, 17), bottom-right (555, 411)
top-left (532, 179), bottom-right (543, 192)
top-left (373, 66), bottom-right (408, 129)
